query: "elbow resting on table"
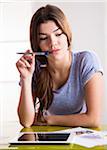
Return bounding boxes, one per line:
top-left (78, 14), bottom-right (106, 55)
top-left (89, 120), bottom-right (101, 128)
top-left (19, 120), bottom-right (33, 128)
top-left (87, 114), bottom-right (101, 128)
top-left (17, 109), bottom-right (35, 128)
top-left (92, 119), bottom-right (101, 128)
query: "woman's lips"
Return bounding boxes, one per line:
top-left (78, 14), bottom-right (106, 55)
top-left (51, 49), bottom-right (60, 53)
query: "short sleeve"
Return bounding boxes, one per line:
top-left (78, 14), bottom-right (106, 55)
top-left (80, 51), bottom-right (103, 86)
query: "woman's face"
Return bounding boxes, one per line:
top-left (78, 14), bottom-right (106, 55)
top-left (38, 20), bottom-right (68, 60)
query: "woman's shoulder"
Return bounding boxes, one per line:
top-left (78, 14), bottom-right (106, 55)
top-left (72, 50), bottom-right (100, 64)
top-left (72, 50), bottom-right (103, 85)
top-left (72, 49), bottom-right (103, 73)
top-left (73, 50), bottom-right (97, 58)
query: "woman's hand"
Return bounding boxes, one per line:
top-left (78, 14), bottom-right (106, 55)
top-left (43, 110), bottom-right (55, 125)
top-left (33, 111), bottom-right (54, 126)
top-left (16, 49), bottom-right (35, 80)
top-left (34, 115), bottom-right (48, 126)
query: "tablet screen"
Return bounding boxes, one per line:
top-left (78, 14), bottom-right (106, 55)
top-left (10, 132), bottom-right (73, 145)
top-left (18, 133), bottom-right (70, 141)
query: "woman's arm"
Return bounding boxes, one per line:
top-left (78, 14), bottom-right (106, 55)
top-left (16, 50), bottom-right (36, 127)
top-left (17, 78), bottom-right (35, 127)
top-left (44, 72), bottom-right (103, 128)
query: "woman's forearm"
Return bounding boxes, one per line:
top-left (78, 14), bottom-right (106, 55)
top-left (46, 113), bottom-right (101, 128)
top-left (17, 78), bottom-right (35, 127)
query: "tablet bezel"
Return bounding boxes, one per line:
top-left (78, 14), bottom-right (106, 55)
top-left (9, 132), bottom-right (74, 145)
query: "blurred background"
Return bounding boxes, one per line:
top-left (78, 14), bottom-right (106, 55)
top-left (0, 0), bottom-right (107, 125)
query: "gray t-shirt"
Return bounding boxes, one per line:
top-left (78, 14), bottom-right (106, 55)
top-left (32, 50), bottom-right (103, 115)
top-left (48, 50), bottom-right (103, 115)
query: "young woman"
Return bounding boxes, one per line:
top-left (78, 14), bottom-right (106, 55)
top-left (16, 4), bottom-right (103, 128)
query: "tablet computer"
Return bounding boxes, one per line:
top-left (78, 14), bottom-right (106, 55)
top-left (9, 132), bottom-right (74, 145)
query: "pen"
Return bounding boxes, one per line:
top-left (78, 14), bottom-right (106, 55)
top-left (16, 51), bottom-right (50, 56)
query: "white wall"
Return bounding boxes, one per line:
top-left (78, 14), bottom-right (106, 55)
top-left (0, 1), bottom-right (106, 124)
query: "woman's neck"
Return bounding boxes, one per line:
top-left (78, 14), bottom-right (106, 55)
top-left (48, 50), bottom-right (72, 74)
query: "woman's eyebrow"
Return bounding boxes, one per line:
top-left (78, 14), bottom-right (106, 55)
top-left (39, 28), bottom-right (60, 35)
top-left (53, 28), bottom-right (60, 32)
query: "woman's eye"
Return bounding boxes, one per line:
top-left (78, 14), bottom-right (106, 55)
top-left (56, 33), bottom-right (63, 37)
top-left (40, 37), bottom-right (47, 40)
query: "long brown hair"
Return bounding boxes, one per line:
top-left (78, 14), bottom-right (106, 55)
top-left (30, 4), bottom-right (72, 118)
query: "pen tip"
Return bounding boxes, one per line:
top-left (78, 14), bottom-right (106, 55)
top-left (45, 50), bottom-right (52, 56)
top-left (45, 51), bottom-right (49, 56)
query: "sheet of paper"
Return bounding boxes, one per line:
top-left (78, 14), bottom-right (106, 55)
top-left (54, 127), bottom-right (107, 148)
top-left (73, 131), bottom-right (107, 148)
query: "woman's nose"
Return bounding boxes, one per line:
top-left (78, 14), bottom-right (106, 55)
top-left (49, 35), bottom-right (57, 49)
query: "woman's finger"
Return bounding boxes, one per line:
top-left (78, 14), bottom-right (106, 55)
top-left (20, 57), bottom-right (31, 68)
top-left (16, 59), bottom-right (27, 68)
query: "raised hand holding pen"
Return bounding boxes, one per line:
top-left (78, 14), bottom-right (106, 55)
top-left (16, 49), bottom-right (35, 81)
